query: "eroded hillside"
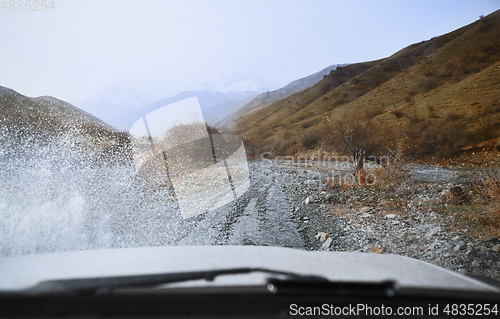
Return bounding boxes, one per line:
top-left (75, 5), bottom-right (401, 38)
top-left (232, 10), bottom-right (500, 158)
top-left (0, 86), bottom-right (130, 164)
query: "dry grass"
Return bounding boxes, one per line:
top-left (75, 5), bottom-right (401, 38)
top-left (391, 109), bottom-right (405, 118)
top-left (374, 139), bottom-right (411, 197)
top-left (363, 105), bottom-right (384, 120)
top-left (471, 169), bottom-right (500, 216)
top-left (414, 120), bottom-right (472, 157)
top-left (426, 102), bottom-right (438, 118)
top-left (445, 111), bottom-right (462, 121)
top-left (448, 169), bottom-right (500, 238)
top-left (475, 117), bottom-right (499, 139)
top-left (234, 10), bottom-right (500, 159)
top-left (326, 116), bottom-right (387, 158)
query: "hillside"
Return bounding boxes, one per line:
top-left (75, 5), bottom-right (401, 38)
top-left (222, 64), bottom-right (343, 130)
top-left (233, 10), bottom-right (500, 158)
top-left (0, 86), bottom-right (130, 163)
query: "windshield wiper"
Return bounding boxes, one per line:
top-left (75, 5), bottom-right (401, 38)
top-left (24, 267), bottom-right (396, 297)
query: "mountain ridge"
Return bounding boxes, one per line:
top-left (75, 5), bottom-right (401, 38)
top-left (233, 10), bottom-right (500, 158)
top-left (110, 89), bottom-right (259, 131)
top-left (0, 85), bottom-right (129, 163)
top-left (222, 64), bottom-right (345, 130)
top-left (78, 85), bottom-right (152, 125)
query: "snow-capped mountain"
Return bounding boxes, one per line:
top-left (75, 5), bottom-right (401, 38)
top-left (110, 90), bottom-right (259, 131)
top-left (79, 85), bottom-right (152, 124)
top-left (191, 72), bottom-right (278, 93)
top-left (77, 74), bottom-right (275, 131)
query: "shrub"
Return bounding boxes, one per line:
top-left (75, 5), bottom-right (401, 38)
top-left (391, 109), bottom-right (405, 118)
top-left (482, 100), bottom-right (500, 115)
top-left (300, 127), bottom-right (323, 149)
top-left (374, 139), bottom-right (411, 197)
top-left (445, 111), bottom-right (461, 121)
top-left (468, 169), bottom-right (500, 236)
top-left (326, 115), bottom-right (386, 159)
top-left (417, 120), bottom-right (471, 157)
top-left (426, 102), bottom-right (437, 118)
top-left (404, 104), bottom-right (420, 124)
top-left (206, 122), bottom-right (221, 134)
top-left (421, 77), bottom-right (440, 92)
top-left (475, 117), bottom-right (499, 140)
top-left (363, 106), bottom-right (384, 120)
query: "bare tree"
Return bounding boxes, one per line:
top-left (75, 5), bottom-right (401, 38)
top-left (327, 116), bottom-right (380, 184)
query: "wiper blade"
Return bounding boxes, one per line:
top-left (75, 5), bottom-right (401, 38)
top-left (24, 267), bottom-right (396, 297)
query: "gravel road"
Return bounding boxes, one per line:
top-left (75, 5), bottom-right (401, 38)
top-left (2, 157), bottom-right (499, 282)
top-left (179, 159), bottom-right (500, 281)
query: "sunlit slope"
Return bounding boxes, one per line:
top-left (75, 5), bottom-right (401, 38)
top-left (234, 10), bottom-right (500, 157)
top-left (222, 64), bottom-right (342, 129)
top-left (0, 86), bottom-right (130, 162)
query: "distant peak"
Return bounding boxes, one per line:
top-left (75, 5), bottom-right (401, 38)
top-left (190, 72), bottom-right (278, 93)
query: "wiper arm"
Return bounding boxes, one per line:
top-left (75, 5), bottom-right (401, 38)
top-left (24, 267), bottom-right (396, 297)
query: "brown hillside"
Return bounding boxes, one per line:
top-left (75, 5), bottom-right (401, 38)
top-left (0, 86), bottom-right (130, 162)
top-left (223, 64), bottom-right (342, 129)
top-left (233, 10), bottom-right (500, 158)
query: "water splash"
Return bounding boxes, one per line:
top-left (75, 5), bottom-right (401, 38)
top-left (0, 132), bottom-right (190, 258)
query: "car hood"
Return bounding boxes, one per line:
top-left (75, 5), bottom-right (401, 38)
top-left (0, 245), bottom-right (498, 292)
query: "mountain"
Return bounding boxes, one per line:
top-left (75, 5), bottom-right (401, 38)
top-left (234, 10), bottom-right (500, 158)
top-left (191, 72), bottom-right (278, 93)
top-left (79, 85), bottom-right (152, 125)
top-left (0, 86), bottom-right (129, 163)
top-left (221, 64), bottom-right (344, 129)
top-left (110, 90), bottom-right (258, 131)
top-left (80, 74), bottom-right (276, 131)
top-left (203, 93), bottom-right (258, 126)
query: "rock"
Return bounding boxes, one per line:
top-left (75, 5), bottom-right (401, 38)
top-left (453, 245), bottom-right (461, 252)
top-left (385, 214), bottom-right (396, 219)
top-left (369, 245), bottom-right (382, 254)
top-left (492, 245), bottom-right (500, 253)
top-left (360, 213), bottom-right (372, 218)
top-left (359, 207), bottom-right (372, 214)
top-left (428, 244), bottom-right (435, 250)
top-left (480, 246), bottom-right (489, 253)
top-left (452, 236), bottom-right (460, 241)
top-left (303, 216), bottom-right (309, 220)
top-left (319, 237), bottom-right (333, 250)
top-left (325, 194), bottom-right (334, 202)
top-left (304, 197), bottom-right (311, 205)
top-left (425, 227), bottom-right (440, 239)
top-left (458, 241), bottom-right (465, 247)
top-left (315, 232), bottom-right (328, 242)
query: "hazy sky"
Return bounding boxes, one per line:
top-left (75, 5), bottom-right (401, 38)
top-left (1, 0), bottom-right (499, 104)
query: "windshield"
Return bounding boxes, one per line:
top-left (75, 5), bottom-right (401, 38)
top-left (1, 0), bottom-right (500, 292)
